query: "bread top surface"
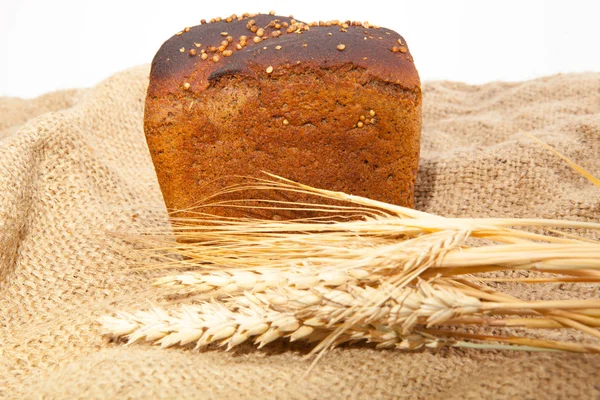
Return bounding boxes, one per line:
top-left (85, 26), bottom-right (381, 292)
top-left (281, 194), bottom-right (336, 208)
top-left (148, 14), bottom-right (419, 96)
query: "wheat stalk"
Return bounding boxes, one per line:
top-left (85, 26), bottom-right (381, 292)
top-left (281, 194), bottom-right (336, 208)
top-left (155, 268), bottom-right (600, 332)
top-left (102, 276), bottom-right (600, 354)
top-left (134, 174), bottom-right (600, 281)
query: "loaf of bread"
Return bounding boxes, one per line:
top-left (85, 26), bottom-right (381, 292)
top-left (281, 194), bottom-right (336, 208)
top-left (144, 13), bottom-right (421, 218)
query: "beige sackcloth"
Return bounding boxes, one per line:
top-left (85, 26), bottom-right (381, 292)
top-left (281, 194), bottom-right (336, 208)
top-left (1, 66), bottom-right (599, 399)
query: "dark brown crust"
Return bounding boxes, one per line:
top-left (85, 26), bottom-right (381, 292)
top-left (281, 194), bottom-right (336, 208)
top-left (148, 15), bottom-right (419, 97)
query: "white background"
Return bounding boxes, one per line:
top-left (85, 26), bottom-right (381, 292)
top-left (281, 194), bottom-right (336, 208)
top-left (1, 0), bottom-right (599, 98)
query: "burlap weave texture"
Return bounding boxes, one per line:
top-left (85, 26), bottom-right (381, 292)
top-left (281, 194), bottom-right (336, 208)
top-left (0, 66), bottom-right (599, 399)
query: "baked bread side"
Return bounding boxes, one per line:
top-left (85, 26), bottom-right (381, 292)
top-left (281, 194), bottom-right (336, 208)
top-left (144, 14), bottom-right (422, 217)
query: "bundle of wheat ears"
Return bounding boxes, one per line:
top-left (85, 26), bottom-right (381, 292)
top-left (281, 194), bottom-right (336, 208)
top-left (100, 138), bottom-right (600, 364)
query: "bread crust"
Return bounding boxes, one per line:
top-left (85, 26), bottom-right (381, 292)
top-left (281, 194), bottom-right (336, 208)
top-left (148, 15), bottom-right (419, 96)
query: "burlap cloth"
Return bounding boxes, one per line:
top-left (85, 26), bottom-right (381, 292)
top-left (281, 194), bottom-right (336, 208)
top-left (1, 66), bottom-right (599, 399)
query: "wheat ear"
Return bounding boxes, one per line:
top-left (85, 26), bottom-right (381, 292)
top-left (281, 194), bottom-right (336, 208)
top-left (101, 279), bottom-right (472, 350)
top-left (153, 266), bottom-right (375, 297)
top-left (99, 302), bottom-right (445, 351)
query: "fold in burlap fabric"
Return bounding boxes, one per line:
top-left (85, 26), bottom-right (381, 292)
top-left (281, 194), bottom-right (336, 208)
top-left (1, 67), bottom-right (599, 399)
